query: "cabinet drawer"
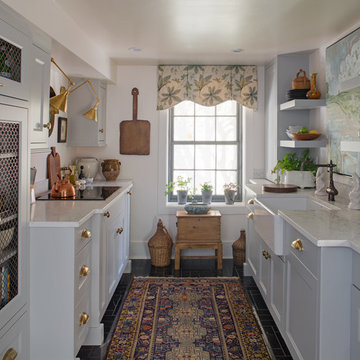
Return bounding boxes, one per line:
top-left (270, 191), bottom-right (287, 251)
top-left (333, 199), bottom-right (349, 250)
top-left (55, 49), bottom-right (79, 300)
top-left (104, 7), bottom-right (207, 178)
top-left (74, 291), bottom-right (91, 356)
top-left (177, 217), bottom-right (220, 242)
top-left (0, 311), bottom-right (27, 360)
top-left (286, 224), bottom-right (319, 277)
top-left (75, 242), bottom-right (91, 304)
top-left (75, 218), bottom-right (93, 254)
top-left (353, 252), bottom-right (360, 289)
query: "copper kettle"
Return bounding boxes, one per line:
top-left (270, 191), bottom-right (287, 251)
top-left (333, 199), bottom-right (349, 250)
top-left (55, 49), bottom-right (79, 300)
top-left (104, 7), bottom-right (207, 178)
top-left (50, 167), bottom-right (76, 199)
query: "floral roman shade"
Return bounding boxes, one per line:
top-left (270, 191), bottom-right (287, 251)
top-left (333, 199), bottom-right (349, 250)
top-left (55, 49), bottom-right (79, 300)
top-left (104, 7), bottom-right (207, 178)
top-left (157, 65), bottom-right (258, 110)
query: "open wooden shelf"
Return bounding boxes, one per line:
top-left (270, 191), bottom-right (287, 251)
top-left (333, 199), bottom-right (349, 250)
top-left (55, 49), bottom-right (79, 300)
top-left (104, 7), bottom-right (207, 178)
top-left (280, 99), bottom-right (326, 111)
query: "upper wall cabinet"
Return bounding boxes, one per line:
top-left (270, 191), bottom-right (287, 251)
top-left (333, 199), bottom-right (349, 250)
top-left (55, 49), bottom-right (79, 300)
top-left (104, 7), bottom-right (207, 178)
top-left (0, 18), bottom-right (30, 101)
top-left (67, 77), bottom-right (106, 147)
top-left (29, 44), bottom-right (51, 150)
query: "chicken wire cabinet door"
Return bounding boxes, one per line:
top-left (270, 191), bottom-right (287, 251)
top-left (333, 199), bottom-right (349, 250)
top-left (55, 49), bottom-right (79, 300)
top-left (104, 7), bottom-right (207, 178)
top-left (0, 104), bottom-right (28, 334)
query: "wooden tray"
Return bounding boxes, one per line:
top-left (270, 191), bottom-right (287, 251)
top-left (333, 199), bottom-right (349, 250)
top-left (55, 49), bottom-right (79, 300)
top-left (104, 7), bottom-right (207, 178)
top-left (262, 184), bottom-right (298, 193)
top-left (288, 133), bottom-right (321, 140)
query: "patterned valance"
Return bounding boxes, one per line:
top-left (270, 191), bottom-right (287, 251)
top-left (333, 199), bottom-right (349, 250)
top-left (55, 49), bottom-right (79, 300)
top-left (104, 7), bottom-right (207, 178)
top-left (157, 65), bottom-right (258, 110)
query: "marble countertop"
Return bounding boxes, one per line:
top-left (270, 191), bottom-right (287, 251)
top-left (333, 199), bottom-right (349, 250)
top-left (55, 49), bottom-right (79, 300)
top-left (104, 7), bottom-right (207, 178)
top-left (245, 183), bottom-right (360, 253)
top-left (30, 180), bottom-right (133, 228)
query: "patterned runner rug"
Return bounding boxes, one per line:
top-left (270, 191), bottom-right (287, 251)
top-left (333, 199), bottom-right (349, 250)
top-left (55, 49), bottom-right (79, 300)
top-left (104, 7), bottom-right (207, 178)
top-left (106, 277), bottom-right (271, 360)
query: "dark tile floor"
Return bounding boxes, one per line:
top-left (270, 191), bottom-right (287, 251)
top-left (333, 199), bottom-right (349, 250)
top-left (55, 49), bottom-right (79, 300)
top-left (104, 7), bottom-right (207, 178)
top-left (77, 259), bottom-right (293, 360)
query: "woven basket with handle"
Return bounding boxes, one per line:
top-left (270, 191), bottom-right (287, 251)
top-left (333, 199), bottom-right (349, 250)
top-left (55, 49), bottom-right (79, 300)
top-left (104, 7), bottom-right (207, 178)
top-left (292, 69), bottom-right (310, 90)
top-left (232, 230), bottom-right (246, 265)
top-left (148, 219), bottom-right (173, 267)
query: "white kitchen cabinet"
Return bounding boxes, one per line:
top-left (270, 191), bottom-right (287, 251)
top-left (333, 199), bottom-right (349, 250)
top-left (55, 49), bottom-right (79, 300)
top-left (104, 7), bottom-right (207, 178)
top-left (0, 310), bottom-right (28, 360)
top-left (0, 17), bottom-right (30, 101)
top-left (259, 241), bottom-right (272, 299)
top-left (351, 285), bottom-right (360, 360)
top-left (29, 218), bottom-right (93, 360)
top-left (0, 104), bottom-right (28, 345)
top-left (67, 77), bottom-right (106, 147)
top-left (286, 251), bottom-right (318, 360)
top-left (270, 253), bottom-right (285, 326)
top-left (101, 190), bottom-right (130, 312)
top-left (29, 44), bottom-right (50, 150)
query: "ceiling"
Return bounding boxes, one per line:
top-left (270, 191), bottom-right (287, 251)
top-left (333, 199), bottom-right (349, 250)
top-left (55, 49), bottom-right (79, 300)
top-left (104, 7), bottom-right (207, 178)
top-left (55, 0), bottom-right (360, 66)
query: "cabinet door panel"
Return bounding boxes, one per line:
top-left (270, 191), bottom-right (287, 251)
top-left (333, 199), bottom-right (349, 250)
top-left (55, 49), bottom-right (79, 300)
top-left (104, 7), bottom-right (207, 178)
top-left (259, 241), bottom-right (271, 299)
top-left (247, 218), bottom-right (260, 277)
top-left (29, 45), bottom-right (50, 149)
top-left (351, 285), bottom-right (360, 360)
top-left (271, 254), bottom-right (285, 326)
top-left (286, 253), bottom-right (318, 360)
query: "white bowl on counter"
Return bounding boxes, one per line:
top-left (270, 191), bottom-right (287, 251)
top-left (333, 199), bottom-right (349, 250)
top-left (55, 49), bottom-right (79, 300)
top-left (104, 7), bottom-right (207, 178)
top-left (75, 158), bottom-right (99, 179)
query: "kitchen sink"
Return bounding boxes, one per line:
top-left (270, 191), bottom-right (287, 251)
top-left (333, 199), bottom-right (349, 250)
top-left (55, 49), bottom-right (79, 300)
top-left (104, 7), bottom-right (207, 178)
top-left (253, 196), bottom-right (339, 255)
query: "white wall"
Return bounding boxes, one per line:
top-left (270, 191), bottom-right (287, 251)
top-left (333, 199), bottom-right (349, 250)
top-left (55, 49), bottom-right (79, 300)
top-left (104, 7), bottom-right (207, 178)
top-left (32, 64), bottom-right (265, 259)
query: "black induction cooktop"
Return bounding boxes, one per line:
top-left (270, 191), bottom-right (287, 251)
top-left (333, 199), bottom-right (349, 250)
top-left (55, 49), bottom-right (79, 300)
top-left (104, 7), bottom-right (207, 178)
top-left (37, 186), bottom-right (121, 201)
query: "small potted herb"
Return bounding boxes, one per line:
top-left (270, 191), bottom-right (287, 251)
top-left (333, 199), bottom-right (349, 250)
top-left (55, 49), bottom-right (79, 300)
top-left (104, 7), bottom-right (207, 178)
top-left (223, 183), bottom-right (240, 205)
top-left (200, 182), bottom-right (213, 204)
top-left (272, 149), bottom-right (317, 188)
top-left (165, 176), bottom-right (192, 204)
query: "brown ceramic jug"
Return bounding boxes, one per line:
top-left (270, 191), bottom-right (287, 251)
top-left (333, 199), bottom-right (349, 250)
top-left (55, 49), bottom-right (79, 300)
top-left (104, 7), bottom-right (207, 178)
top-left (101, 159), bottom-right (121, 181)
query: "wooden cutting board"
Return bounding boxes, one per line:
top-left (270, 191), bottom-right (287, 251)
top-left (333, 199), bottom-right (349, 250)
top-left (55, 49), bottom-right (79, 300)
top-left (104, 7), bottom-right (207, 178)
top-left (47, 146), bottom-right (61, 189)
top-left (120, 88), bottom-right (150, 155)
top-left (262, 184), bottom-right (298, 193)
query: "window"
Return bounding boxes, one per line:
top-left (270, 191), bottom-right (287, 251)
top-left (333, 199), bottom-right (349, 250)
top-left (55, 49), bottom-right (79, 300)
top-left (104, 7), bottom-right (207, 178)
top-left (168, 100), bottom-right (242, 202)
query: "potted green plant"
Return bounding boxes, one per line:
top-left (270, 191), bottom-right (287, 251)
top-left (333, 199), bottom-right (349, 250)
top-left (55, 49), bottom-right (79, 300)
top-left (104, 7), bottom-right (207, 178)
top-left (272, 149), bottom-right (317, 188)
top-left (165, 176), bottom-right (191, 204)
top-left (201, 182), bottom-right (213, 204)
top-left (223, 182), bottom-right (239, 205)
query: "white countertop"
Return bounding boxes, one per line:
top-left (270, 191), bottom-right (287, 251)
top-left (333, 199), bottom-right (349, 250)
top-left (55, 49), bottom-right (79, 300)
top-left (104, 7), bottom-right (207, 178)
top-left (30, 180), bottom-right (133, 228)
top-left (245, 182), bottom-right (360, 254)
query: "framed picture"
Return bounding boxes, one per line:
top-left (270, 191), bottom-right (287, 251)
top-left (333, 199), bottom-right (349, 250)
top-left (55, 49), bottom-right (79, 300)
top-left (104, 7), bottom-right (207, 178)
top-left (57, 117), bottom-right (67, 143)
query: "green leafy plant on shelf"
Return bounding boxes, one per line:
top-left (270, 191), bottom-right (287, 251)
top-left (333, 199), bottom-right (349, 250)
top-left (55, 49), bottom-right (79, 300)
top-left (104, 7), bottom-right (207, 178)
top-left (200, 182), bottom-right (213, 192)
top-left (165, 176), bottom-right (192, 195)
top-left (272, 149), bottom-right (317, 182)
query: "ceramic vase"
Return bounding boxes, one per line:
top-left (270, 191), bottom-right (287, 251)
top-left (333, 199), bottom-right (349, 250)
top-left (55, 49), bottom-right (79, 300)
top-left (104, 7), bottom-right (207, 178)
top-left (201, 190), bottom-right (213, 204)
top-left (306, 73), bottom-right (321, 99)
top-left (224, 189), bottom-right (236, 205)
top-left (177, 190), bottom-right (188, 205)
top-left (101, 159), bottom-right (121, 181)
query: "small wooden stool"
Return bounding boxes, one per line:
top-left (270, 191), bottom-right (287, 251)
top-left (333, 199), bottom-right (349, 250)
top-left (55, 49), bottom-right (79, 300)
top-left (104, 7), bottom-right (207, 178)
top-left (175, 210), bottom-right (222, 270)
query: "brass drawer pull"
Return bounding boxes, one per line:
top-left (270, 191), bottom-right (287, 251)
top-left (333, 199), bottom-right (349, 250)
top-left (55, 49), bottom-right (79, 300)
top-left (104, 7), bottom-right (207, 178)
top-left (99, 128), bottom-right (104, 133)
top-left (81, 229), bottom-right (91, 238)
top-left (127, 190), bottom-right (132, 195)
top-left (43, 123), bottom-right (51, 129)
top-left (80, 265), bottom-right (90, 277)
top-left (262, 250), bottom-right (271, 259)
top-left (247, 212), bottom-right (254, 219)
top-left (247, 199), bottom-right (254, 205)
top-left (2, 349), bottom-right (18, 360)
top-left (291, 239), bottom-right (304, 251)
top-left (0, 83), bottom-right (4, 87)
top-left (79, 312), bottom-right (90, 326)
top-left (104, 211), bottom-right (110, 218)
top-left (116, 227), bottom-right (124, 234)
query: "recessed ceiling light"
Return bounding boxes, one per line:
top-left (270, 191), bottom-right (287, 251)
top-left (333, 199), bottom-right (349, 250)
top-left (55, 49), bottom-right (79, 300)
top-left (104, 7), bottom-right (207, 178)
top-left (232, 48), bottom-right (243, 53)
top-left (128, 47), bottom-right (142, 52)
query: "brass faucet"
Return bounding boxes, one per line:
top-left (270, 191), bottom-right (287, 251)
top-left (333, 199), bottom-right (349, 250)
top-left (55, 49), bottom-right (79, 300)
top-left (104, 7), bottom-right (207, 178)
top-left (300, 160), bottom-right (338, 201)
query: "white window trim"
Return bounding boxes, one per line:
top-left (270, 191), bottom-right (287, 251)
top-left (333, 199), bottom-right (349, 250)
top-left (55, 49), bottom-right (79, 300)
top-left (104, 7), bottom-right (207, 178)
top-left (157, 110), bottom-right (248, 215)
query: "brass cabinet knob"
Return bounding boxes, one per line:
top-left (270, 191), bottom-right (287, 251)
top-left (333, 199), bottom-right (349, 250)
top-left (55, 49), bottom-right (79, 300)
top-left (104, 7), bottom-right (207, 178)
top-left (80, 265), bottom-right (90, 277)
top-left (291, 239), bottom-right (304, 251)
top-left (99, 128), bottom-right (104, 133)
top-left (104, 211), bottom-right (110, 218)
top-left (262, 250), bottom-right (271, 259)
top-left (116, 227), bottom-right (124, 234)
top-left (79, 312), bottom-right (90, 326)
top-left (43, 123), bottom-right (51, 129)
top-left (247, 212), bottom-right (254, 219)
top-left (81, 229), bottom-right (91, 238)
top-left (247, 199), bottom-right (254, 205)
top-left (2, 349), bottom-right (18, 360)
top-left (127, 190), bottom-right (132, 195)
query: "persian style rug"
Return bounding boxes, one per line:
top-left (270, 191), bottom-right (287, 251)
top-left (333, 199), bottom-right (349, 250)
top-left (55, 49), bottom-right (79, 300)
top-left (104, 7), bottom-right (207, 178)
top-left (106, 277), bottom-right (271, 360)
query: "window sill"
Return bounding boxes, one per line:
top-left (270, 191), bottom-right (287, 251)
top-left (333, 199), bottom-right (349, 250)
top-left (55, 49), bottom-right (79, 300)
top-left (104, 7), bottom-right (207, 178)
top-left (158, 202), bottom-right (248, 215)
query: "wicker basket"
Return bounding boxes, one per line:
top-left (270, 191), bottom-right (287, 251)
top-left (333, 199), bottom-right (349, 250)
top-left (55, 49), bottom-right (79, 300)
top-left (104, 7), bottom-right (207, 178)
top-left (232, 230), bottom-right (246, 265)
top-left (292, 69), bottom-right (310, 89)
top-left (148, 219), bottom-right (173, 267)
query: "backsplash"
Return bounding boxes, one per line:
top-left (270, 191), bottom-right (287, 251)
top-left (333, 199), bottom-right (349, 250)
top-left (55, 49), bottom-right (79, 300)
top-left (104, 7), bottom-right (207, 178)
top-left (326, 26), bottom-right (360, 175)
